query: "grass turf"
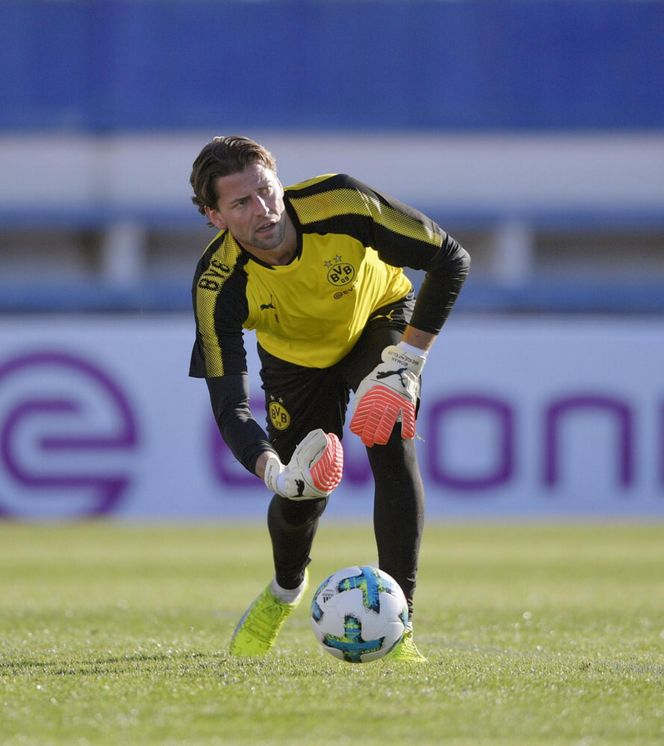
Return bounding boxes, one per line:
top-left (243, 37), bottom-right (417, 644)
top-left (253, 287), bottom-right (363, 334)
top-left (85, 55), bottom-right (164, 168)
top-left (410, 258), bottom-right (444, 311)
top-left (0, 521), bottom-right (662, 745)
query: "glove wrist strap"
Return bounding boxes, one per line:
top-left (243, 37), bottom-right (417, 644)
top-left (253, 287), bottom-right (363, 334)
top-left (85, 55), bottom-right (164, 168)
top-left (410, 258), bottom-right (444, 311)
top-left (263, 453), bottom-right (285, 494)
top-left (397, 340), bottom-right (428, 361)
top-left (384, 341), bottom-right (427, 375)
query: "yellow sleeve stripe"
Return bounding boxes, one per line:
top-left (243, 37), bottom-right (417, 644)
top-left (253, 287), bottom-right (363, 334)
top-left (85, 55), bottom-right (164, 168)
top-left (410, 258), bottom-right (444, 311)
top-left (196, 287), bottom-right (224, 377)
top-left (291, 187), bottom-right (443, 248)
top-left (194, 236), bottom-right (242, 378)
top-left (288, 173), bottom-right (338, 190)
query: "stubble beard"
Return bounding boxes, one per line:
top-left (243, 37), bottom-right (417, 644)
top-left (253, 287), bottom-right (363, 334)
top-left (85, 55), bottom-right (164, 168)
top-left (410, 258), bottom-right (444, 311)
top-left (251, 213), bottom-right (287, 253)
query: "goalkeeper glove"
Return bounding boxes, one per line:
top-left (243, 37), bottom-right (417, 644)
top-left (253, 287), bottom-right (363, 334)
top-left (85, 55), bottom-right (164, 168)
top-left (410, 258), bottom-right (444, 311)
top-left (350, 342), bottom-right (427, 447)
top-left (263, 429), bottom-right (344, 500)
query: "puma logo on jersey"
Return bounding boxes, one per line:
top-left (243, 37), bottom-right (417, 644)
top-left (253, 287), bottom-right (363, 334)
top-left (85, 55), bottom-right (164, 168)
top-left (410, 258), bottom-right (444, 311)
top-left (372, 309), bottom-right (398, 322)
top-left (260, 296), bottom-right (279, 323)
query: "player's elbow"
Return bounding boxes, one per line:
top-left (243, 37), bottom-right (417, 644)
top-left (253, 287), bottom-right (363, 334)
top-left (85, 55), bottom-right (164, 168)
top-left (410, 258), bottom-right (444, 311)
top-left (457, 244), bottom-right (471, 277)
top-left (440, 235), bottom-right (471, 281)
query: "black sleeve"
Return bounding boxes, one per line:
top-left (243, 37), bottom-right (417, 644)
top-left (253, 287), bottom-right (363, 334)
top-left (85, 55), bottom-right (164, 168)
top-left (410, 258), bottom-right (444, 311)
top-left (409, 233), bottom-right (471, 334)
top-left (206, 374), bottom-right (278, 474)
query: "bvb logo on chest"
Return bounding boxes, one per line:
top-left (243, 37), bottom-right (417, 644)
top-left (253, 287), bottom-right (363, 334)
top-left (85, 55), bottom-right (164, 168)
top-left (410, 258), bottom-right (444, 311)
top-left (268, 395), bottom-right (291, 431)
top-left (324, 255), bottom-right (355, 287)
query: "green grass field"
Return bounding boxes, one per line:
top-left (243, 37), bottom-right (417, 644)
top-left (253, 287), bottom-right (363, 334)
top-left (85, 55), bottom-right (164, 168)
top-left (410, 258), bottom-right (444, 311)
top-left (1, 521), bottom-right (662, 745)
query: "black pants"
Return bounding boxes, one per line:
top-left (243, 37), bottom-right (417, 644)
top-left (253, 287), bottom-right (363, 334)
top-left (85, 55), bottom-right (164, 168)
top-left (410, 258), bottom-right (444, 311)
top-left (259, 296), bottom-right (424, 617)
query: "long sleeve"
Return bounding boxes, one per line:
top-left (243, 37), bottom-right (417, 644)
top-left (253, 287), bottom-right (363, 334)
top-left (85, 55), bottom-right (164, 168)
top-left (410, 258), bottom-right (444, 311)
top-left (206, 374), bottom-right (277, 474)
top-left (409, 233), bottom-right (471, 334)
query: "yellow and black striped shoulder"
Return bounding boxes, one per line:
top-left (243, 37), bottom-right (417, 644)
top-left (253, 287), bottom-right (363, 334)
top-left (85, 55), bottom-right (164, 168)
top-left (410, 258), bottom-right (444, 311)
top-left (285, 173), bottom-right (378, 228)
top-left (194, 231), bottom-right (246, 293)
top-left (285, 173), bottom-right (443, 251)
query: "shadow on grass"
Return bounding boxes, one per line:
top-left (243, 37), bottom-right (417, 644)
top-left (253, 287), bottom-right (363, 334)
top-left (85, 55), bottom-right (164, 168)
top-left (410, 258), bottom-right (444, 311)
top-left (1, 650), bottom-right (230, 677)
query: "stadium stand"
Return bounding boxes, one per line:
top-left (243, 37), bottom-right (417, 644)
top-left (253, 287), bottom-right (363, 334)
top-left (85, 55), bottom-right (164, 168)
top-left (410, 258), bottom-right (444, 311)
top-left (1, 0), bottom-right (663, 313)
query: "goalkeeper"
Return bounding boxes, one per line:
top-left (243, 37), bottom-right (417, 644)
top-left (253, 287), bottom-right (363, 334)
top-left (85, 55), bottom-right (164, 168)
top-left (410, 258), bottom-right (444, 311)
top-left (189, 136), bottom-right (470, 662)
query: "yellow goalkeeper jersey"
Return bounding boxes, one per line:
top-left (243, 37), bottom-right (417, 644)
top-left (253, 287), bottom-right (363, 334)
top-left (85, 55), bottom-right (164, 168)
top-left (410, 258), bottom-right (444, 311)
top-left (190, 173), bottom-right (445, 375)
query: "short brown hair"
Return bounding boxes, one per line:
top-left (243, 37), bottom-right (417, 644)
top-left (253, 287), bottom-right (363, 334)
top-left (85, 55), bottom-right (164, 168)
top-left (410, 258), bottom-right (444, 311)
top-left (190, 135), bottom-right (277, 217)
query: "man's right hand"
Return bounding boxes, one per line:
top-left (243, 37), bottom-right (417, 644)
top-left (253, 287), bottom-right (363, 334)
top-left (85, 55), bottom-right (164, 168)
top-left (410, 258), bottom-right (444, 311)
top-left (263, 429), bottom-right (343, 500)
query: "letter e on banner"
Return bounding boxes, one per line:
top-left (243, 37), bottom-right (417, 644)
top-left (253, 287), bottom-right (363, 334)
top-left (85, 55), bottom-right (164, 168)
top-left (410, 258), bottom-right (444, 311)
top-left (0, 351), bottom-right (139, 518)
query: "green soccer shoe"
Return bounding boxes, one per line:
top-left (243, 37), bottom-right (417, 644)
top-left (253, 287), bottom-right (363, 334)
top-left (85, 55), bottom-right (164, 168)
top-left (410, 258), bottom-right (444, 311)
top-left (384, 625), bottom-right (427, 663)
top-left (229, 571), bottom-right (308, 657)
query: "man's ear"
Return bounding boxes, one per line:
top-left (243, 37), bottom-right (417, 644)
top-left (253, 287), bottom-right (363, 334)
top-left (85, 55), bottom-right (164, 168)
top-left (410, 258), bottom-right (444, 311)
top-left (205, 207), bottom-right (226, 231)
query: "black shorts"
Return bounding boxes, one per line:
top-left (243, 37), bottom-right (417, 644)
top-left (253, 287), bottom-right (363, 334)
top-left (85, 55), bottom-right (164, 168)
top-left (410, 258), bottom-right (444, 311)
top-left (258, 294), bottom-right (415, 461)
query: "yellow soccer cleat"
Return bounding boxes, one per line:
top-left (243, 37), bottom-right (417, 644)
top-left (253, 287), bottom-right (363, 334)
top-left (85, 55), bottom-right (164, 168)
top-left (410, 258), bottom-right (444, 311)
top-left (384, 625), bottom-right (427, 663)
top-left (229, 572), bottom-right (308, 657)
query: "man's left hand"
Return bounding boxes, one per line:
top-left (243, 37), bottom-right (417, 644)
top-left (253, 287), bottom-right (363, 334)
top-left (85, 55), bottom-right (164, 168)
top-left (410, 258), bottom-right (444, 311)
top-left (350, 344), bottom-right (426, 447)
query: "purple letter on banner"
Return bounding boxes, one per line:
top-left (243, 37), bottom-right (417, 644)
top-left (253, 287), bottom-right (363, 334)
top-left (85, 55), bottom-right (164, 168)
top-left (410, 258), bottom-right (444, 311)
top-left (661, 402), bottom-right (664, 487)
top-left (543, 395), bottom-right (633, 488)
top-left (659, 402), bottom-right (664, 486)
top-left (427, 395), bottom-right (514, 491)
top-left (0, 350), bottom-right (138, 517)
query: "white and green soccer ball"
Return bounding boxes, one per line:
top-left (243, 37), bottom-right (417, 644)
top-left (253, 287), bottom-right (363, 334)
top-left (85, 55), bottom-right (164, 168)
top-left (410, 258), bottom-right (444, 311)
top-left (310, 565), bottom-right (409, 663)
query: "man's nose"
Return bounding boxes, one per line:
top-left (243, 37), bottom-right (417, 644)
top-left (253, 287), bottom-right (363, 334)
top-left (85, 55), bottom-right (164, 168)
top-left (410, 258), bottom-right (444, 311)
top-left (253, 195), bottom-right (270, 214)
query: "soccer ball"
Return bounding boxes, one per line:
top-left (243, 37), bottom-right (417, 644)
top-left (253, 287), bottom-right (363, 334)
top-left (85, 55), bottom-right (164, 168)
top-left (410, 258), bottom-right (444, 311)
top-left (310, 565), bottom-right (409, 663)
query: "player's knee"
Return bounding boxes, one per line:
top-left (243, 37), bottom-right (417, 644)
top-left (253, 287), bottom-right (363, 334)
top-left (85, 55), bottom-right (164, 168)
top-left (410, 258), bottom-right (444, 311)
top-left (367, 430), bottom-right (419, 473)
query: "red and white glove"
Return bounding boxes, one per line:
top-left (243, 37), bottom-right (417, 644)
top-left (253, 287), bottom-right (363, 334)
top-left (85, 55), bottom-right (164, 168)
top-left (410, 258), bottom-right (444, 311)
top-left (264, 429), bottom-right (344, 500)
top-left (350, 342), bottom-right (427, 447)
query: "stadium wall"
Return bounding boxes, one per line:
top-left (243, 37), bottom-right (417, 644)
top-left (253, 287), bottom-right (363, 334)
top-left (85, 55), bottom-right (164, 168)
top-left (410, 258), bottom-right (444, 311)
top-left (0, 315), bottom-right (662, 521)
top-left (4, 132), bottom-right (664, 221)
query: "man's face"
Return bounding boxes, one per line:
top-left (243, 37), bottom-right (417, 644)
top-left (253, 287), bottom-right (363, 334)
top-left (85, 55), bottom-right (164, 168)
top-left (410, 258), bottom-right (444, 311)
top-left (205, 163), bottom-right (288, 255)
